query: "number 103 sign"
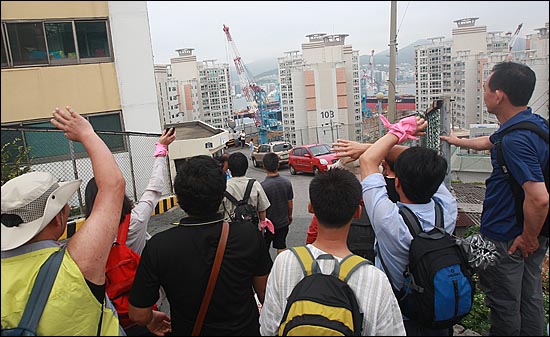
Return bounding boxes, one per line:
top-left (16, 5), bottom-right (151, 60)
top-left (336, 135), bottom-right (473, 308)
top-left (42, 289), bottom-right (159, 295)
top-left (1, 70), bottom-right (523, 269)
top-left (319, 109), bottom-right (337, 124)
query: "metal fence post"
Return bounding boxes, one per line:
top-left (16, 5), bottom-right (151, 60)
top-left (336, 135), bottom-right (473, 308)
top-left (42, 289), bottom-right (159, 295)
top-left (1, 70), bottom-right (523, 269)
top-left (68, 140), bottom-right (85, 215)
top-left (440, 96), bottom-right (452, 190)
top-left (126, 134), bottom-right (139, 202)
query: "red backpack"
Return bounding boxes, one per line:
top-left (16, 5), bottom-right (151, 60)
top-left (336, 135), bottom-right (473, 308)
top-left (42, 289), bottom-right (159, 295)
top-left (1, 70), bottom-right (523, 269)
top-left (106, 214), bottom-right (141, 329)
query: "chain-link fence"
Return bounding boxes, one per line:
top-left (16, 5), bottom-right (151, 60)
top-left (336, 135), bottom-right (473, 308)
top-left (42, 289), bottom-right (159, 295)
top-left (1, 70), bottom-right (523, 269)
top-left (1, 127), bottom-right (172, 220)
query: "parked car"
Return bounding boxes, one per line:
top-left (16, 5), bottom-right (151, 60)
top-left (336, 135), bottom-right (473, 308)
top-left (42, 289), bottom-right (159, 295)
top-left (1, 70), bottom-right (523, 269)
top-left (288, 144), bottom-right (338, 175)
top-left (251, 141), bottom-right (293, 168)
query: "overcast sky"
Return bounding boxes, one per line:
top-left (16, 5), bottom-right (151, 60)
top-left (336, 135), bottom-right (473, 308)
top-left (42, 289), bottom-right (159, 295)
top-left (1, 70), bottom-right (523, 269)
top-left (147, 1), bottom-right (549, 65)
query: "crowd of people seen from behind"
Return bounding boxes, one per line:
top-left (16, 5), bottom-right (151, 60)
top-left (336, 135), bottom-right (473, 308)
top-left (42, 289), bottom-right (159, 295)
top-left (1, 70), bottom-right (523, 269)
top-left (1, 61), bottom-right (548, 336)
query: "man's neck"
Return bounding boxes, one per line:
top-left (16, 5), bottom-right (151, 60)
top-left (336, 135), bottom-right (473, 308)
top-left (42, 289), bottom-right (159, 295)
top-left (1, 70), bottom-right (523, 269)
top-left (266, 172), bottom-right (279, 177)
top-left (312, 226), bottom-right (352, 258)
top-left (496, 106), bottom-right (528, 125)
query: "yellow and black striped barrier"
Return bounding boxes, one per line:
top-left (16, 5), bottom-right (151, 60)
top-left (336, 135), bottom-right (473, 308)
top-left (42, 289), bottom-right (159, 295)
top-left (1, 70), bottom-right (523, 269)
top-left (152, 195), bottom-right (178, 216)
top-left (60, 218), bottom-right (86, 241)
top-left (60, 195), bottom-right (178, 240)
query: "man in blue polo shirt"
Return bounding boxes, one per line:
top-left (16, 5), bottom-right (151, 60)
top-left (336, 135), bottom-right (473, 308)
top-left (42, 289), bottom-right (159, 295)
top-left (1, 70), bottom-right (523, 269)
top-left (441, 61), bottom-right (549, 336)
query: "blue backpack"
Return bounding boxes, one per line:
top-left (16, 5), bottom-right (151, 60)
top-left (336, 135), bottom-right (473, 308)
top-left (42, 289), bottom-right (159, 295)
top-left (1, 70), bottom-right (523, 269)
top-left (380, 202), bottom-right (475, 329)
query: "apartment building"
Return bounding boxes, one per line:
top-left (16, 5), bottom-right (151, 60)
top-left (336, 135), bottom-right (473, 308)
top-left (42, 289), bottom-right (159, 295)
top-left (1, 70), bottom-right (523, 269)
top-left (1, 1), bottom-right (164, 204)
top-left (1, 1), bottom-right (160, 133)
top-left (154, 48), bottom-right (233, 129)
top-left (415, 18), bottom-right (549, 130)
top-left (278, 33), bottom-right (362, 146)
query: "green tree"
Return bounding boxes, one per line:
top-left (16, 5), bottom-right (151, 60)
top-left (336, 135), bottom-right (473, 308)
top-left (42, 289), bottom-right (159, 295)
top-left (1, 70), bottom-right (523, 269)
top-left (1, 138), bottom-right (31, 185)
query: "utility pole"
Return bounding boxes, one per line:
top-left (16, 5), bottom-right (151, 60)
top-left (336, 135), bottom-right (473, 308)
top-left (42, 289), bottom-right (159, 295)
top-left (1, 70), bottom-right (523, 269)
top-left (388, 0), bottom-right (397, 123)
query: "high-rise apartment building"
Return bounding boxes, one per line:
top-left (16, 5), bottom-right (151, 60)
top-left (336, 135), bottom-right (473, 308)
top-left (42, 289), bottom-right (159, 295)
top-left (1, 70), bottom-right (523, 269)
top-left (1, 1), bottom-right (161, 133)
top-left (278, 34), bottom-right (362, 146)
top-left (154, 48), bottom-right (233, 129)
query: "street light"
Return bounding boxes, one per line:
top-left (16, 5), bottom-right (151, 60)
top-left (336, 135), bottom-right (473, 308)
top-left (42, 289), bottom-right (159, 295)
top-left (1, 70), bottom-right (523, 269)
top-left (376, 92), bottom-right (384, 139)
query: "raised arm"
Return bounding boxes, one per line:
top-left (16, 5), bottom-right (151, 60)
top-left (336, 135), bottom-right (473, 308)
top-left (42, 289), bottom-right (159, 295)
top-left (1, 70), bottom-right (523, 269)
top-left (333, 139), bottom-right (410, 166)
top-left (127, 128), bottom-right (176, 254)
top-left (440, 129), bottom-right (493, 151)
top-left (51, 106), bottom-right (125, 284)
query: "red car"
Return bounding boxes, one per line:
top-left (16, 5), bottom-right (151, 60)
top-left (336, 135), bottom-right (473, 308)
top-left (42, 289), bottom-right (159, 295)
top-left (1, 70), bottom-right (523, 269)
top-left (288, 144), bottom-right (339, 175)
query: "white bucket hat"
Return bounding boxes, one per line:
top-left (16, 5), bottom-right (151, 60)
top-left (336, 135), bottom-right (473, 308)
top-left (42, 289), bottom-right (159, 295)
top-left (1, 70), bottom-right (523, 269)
top-left (1, 172), bottom-right (81, 251)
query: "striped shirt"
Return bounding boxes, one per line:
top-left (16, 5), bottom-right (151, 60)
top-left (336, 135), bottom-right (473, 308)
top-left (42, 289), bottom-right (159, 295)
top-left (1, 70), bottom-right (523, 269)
top-left (259, 244), bottom-right (406, 336)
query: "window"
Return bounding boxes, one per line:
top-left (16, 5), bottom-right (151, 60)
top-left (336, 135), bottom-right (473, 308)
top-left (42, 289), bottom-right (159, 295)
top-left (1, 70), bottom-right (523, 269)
top-left (1, 112), bottom-right (124, 164)
top-left (6, 22), bottom-right (48, 66)
top-left (75, 21), bottom-right (110, 60)
top-left (45, 22), bottom-right (77, 65)
top-left (2, 19), bottom-right (112, 68)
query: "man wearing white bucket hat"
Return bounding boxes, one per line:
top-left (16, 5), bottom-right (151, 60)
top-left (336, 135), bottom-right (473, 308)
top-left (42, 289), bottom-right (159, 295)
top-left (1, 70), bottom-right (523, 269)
top-left (1, 106), bottom-right (125, 335)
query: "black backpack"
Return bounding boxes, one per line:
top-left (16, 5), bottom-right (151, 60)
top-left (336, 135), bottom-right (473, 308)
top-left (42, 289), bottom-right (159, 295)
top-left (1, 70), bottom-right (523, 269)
top-left (379, 202), bottom-right (475, 329)
top-left (224, 179), bottom-right (260, 225)
top-left (495, 119), bottom-right (549, 238)
top-left (346, 206), bottom-right (375, 262)
top-left (279, 246), bottom-right (369, 336)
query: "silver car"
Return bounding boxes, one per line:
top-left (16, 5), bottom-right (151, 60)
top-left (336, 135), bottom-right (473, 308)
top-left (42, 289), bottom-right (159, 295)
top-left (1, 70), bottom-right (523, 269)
top-left (251, 141), bottom-right (293, 168)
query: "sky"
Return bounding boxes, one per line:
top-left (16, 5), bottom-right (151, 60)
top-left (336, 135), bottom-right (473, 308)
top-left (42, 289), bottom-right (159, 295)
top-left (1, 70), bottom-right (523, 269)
top-left (147, 1), bottom-right (549, 65)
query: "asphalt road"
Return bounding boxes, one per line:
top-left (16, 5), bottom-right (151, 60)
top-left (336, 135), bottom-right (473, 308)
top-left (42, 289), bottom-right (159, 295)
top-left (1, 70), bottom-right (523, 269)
top-left (147, 147), bottom-right (317, 259)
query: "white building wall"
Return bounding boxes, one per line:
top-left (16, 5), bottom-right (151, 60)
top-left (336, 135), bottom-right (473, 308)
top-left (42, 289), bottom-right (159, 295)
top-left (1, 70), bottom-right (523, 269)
top-left (108, 1), bottom-right (161, 133)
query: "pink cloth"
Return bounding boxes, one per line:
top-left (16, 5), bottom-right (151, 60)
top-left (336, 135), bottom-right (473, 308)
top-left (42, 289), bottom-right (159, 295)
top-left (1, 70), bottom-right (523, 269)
top-left (260, 218), bottom-right (275, 234)
top-left (380, 115), bottom-right (419, 144)
top-left (154, 142), bottom-right (168, 157)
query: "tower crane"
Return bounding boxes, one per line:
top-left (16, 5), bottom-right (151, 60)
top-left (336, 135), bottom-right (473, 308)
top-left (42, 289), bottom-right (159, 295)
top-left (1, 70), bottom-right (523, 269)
top-left (223, 24), bottom-right (269, 143)
top-left (509, 23), bottom-right (523, 52)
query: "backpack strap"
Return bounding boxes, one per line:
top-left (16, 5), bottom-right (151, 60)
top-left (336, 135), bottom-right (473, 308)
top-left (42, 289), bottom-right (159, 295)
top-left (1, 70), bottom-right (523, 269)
top-left (496, 120), bottom-right (549, 180)
top-left (15, 246), bottom-right (66, 334)
top-left (495, 120), bottom-right (549, 234)
top-left (224, 190), bottom-right (240, 206)
top-left (339, 254), bottom-right (370, 282)
top-left (242, 179), bottom-right (256, 203)
top-left (224, 179), bottom-right (256, 205)
top-left (400, 203), bottom-right (446, 239)
top-left (289, 246), bottom-right (315, 277)
top-left (115, 214), bottom-right (132, 246)
top-left (378, 202), bottom-right (444, 295)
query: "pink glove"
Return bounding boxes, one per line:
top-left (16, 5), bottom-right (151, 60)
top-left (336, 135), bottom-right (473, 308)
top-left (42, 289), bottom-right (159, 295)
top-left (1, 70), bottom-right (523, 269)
top-left (260, 218), bottom-right (275, 234)
top-left (380, 115), bottom-right (419, 144)
top-left (154, 142), bottom-right (168, 157)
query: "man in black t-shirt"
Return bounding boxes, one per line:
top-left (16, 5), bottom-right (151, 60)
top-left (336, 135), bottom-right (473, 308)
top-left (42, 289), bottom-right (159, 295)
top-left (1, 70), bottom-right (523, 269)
top-left (129, 155), bottom-right (273, 335)
top-left (261, 153), bottom-right (294, 255)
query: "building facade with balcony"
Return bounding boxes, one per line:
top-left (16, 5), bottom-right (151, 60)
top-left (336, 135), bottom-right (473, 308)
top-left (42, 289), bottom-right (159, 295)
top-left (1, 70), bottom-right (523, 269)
top-left (278, 33), bottom-right (362, 146)
top-left (154, 48), bottom-right (233, 130)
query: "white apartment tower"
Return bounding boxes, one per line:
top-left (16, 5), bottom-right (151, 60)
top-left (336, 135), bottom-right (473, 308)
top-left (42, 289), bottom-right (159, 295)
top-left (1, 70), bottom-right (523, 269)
top-left (278, 33), bottom-right (362, 146)
top-left (154, 48), bottom-right (232, 129)
top-left (154, 65), bottom-right (183, 126)
top-left (414, 37), bottom-right (453, 114)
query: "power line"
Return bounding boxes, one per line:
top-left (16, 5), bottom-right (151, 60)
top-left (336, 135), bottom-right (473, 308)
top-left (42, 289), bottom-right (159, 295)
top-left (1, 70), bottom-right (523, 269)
top-left (396, 1), bottom-right (410, 39)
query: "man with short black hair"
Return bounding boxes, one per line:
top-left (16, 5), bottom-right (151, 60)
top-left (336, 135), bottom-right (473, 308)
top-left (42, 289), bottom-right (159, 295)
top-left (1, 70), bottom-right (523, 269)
top-left (129, 155), bottom-right (272, 335)
top-left (261, 152), bottom-right (294, 254)
top-left (220, 152), bottom-right (270, 228)
top-left (441, 61), bottom-right (549, 336)
top-left (359, 115), bottom-right (458, 336)
top-left (259, 168), bottom-right (405, 335)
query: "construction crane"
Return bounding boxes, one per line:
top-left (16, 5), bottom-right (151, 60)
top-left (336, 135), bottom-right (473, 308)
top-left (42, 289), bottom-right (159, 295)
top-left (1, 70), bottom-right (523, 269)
top-left (223, 24), bottom-right (269, 143)
top-left (509, 23), bottom-right (523, 52)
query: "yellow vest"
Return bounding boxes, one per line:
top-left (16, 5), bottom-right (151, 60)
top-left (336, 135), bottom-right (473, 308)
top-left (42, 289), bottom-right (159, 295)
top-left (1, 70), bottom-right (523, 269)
top-left (2, 247), bottom-right (120, 335)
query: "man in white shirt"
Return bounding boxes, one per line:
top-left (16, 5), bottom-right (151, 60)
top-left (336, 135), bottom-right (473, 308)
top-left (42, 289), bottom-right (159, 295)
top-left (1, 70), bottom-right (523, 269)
top-left (259, 168), bottom-right (405, 336)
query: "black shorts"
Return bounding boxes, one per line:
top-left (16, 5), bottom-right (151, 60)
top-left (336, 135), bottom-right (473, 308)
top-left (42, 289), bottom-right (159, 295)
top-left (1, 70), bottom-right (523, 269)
top-left (264, 225), bottom-right (289, 250)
